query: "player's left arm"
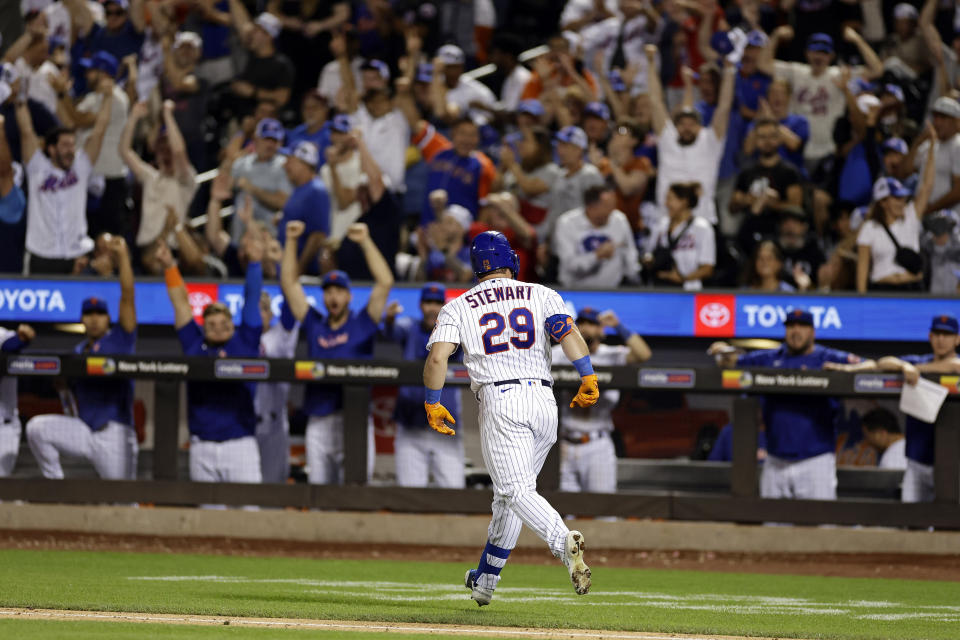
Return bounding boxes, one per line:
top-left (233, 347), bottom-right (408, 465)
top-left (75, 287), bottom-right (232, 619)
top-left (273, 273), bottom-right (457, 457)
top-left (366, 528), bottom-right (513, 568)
top-left (109, 236), bottom-right (137, 333)
top-left (423, 340), bottom-right (458, 435)
top-left (348, 222), bottom-right (394, 323)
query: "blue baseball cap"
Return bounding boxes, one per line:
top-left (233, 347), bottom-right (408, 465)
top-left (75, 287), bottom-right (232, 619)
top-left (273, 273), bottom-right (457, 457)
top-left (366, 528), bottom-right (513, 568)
top-left (746, 29), bottom-right (769, 48)
top-left (255, 118), bottom-right (284, 141)
top-left (850, 77), bottom-right (876, 95)
top-left (48, 36), bottom-right (67, 54)
top-left (873, 176), bottom-right (911, 201)
top-left (284, 141), bottom-right (319, 168)
top-left (784, 309), bottom-right (814, 326)
top-left (607, 70), bottom-right (627, 92)
top-left (90, 50), bottom-right (119, 77)
top-left (881, 137), bottom-right (908, 155)
top-left (583, 101), bottom-right (611, 121)
top-left (807, 33), bottom-right (834, 53)
top-left (555, 125), bottom-right (588, 150)
top-left (931, 314), bottom-right (959, 334)
top-left (420, 282), bottom-right (446, 303)
top-left (321, 270), bottom-right (351, 290)
top-left (330, 114), bottom-right (352, 133)
top-left (415, 62), bottom-right (433, 83)
top-left (516, 99), bottom-right (545, 117)
top-left (577, 307), bottom-right (601, 324)
top-left (882, 84), bottom-right (905, 103)
top-left (81, 297), bottom-right (109, 315)
top-left (711, 31), bottom-right (734, 56)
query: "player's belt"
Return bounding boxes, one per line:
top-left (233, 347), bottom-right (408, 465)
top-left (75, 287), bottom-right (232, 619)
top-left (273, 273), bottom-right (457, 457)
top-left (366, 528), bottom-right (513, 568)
top-left (562, 431), bottom-right (607, 445)
top-left (493, 379), bottom-right (552, 388)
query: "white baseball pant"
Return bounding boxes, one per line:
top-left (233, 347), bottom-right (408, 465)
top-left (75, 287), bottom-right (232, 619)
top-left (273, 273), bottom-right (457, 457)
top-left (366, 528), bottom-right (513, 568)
top-left (559, 434), bottom-right (617, 493)
top-left (478, 381), bottom-right (569, 560)
top-left (25, 416), bottom-right (138, 480)
top-left (256, 408), bottom-right (290, 484)
top-left (189, 435), bottom-right (263, 483)
top-left (394, 426), bottom-right (465, 488)
top-left (902, 459), bottom-right (934, 503)
top-left (306, 413), bottom-right (375, 484)
top-left (760, 452), bottom-right (837, 500)
top-left (0, 418), bottom-right (21, 477)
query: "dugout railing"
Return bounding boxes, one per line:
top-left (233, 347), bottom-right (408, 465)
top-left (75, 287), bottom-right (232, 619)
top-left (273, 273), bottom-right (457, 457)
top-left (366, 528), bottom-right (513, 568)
top-left (0, 354), bottom-right (958, 529)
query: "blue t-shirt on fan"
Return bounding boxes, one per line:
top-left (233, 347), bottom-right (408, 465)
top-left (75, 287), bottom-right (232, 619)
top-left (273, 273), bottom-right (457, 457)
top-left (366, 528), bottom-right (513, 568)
top-left (738, 344), bottom-right (859, 460)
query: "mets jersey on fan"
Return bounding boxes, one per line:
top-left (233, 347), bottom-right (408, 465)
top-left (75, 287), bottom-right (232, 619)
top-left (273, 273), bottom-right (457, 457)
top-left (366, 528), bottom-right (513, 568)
top-left (426, 277), bottom-right (569, 391)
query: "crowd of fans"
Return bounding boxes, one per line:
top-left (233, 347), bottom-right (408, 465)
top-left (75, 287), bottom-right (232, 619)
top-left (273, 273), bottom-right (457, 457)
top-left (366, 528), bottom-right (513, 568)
top-left (3, 0), bottom-right (960, 294)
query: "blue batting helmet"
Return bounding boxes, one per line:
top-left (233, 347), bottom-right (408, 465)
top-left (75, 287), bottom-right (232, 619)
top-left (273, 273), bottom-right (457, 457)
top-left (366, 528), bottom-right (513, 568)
top-left (470, 231), bottom-right (519, 278)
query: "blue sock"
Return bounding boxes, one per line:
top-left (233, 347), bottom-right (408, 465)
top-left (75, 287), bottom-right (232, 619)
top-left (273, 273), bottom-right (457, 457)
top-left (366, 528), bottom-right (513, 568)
top-left (475, 540), bottom-right (511, 583)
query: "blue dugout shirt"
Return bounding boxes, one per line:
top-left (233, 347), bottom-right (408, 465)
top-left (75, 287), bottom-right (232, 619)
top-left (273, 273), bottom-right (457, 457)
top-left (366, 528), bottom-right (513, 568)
top-left (286, 123), bottom-right (331, 163)
top-left (738, 344), bottom-right (860, 460)
top-left (302, 307), bottom-right (379, 416)
top-left (73, 326), bottom-right (135, 430)
top-left (176, 263), bottom-right (263, 441)
top-left (381, 316), bottom-right (460, 430)
top-left (708, 423), bottom-right (768, 462)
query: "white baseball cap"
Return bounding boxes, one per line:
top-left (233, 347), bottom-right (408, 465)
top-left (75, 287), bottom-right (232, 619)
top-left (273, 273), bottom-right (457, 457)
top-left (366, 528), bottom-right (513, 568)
top-left (443, 204), bottom-right (473, 230)
top-left (287, 141), bottom-right (319, 168)
top-left (856, 93), bottom-right (880, 115)
top-left (254, 12), bottom-right (281, 40)
top-left (932, 96), bottom-right (960, 119)
top-left (893, 3), bottom-right (918, 20)
top-left (173, 31), bottom-right (203, 50)
top-left (437, 44), bottom-right (465, 65)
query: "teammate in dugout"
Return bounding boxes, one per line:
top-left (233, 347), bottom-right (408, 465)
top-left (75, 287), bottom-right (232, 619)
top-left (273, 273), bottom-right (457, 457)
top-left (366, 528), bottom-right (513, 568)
top-left (26, 237), bottom-right (138, 480)
top-left (825, 314), bottom-right (960, 502)
top-left (423, 231), bottom-right (597, 607)
top-left (551, 307), bottom-right (651, 494)
top-left (381, 283), bottom-right (464, 488)
top-left (708, 309), bottom-right (874, 500)
top-left (158, 238), bottom-right (264, 485)
top-left (281, 220), bottom-right (393, 484)
top-left (0, 323), bottom-right (36, 476)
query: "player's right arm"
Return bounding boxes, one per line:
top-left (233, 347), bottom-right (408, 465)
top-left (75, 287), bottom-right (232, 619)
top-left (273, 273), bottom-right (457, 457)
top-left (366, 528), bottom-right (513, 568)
top-left (423, 341), bottom-right (457, 435)
top-left (423, 304), bottom-right (461, 435)
top-left (280, 221), bottom-right (310, 322)
top-left (558, 323), bottom-right (600, 409)
top-left (155, 241), bottom-right (194, 330)
top-left (13, 95), bottom-right (39, 163)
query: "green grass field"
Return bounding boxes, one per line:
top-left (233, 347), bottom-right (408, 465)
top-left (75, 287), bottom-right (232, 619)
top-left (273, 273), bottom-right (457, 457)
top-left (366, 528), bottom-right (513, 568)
top-left (0, 549), bottom-right (958, 639)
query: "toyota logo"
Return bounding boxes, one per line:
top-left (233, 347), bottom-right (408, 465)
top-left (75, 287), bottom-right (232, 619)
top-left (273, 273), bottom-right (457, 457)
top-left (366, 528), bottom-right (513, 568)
top-left (700, 302), bottom-right (731, 328)
top-left (188, 291), bottom-right (213, 317)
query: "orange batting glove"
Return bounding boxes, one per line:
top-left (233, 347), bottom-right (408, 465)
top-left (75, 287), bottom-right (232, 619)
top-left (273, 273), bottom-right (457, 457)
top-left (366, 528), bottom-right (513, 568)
top-left (425, 402), bottom-right (456, 435)
top-left (569, 374), bottom-right (599, 408)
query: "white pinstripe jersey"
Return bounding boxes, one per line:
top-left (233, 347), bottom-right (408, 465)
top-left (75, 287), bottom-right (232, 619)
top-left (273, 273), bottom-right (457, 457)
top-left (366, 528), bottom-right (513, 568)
top-left (426, 277), bottom-right (569, 392)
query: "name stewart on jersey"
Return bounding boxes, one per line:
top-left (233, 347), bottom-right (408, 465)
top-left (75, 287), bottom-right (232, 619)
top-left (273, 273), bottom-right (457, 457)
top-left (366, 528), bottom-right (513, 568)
top-left (464, 285), bottom-right (533, 308)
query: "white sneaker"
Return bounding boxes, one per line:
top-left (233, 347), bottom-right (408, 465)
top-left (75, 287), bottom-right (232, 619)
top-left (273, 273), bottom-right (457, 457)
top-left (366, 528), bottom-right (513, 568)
top-left (465, 569), bottom-right (494, 607)
top-left (563, 530), bottom-right (591, 595)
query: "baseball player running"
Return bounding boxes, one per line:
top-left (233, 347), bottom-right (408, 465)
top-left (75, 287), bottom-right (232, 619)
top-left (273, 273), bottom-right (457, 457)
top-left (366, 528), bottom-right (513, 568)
top-left (828, 314), bottom-right (960, 502)
top-left (709, 309), bottom-right (873, 500)
top-left (255, 292), bottom-right (300, 483)
top-left (551, 308), bottom-right (651, 493)
top-left (158, 240), bottom-right (263, 486)
top-left (423, 231), bottom-right (598, 607)
top-left (26, 237), bottom-right (138, 480)
top-left (0, 324), bottom-right (36, 476)
top-left (281, 221), bottom-right (393, 484)
top-left (382, 283), bottom-right (464, 488)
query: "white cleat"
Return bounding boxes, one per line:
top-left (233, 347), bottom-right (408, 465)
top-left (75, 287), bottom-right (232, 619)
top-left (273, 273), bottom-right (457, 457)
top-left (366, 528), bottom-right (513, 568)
top-left (465, 569), bottom-right (494, 607)
top-left (563, 530), bottom-right (591, 595)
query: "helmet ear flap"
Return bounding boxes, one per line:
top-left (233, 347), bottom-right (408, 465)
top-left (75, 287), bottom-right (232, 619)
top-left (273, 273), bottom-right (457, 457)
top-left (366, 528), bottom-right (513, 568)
top-left (511, 250), bottom-right (520, 276)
